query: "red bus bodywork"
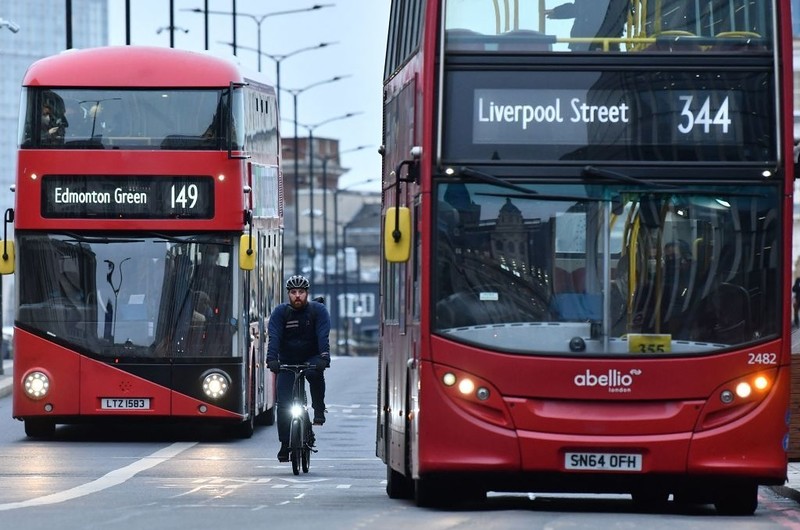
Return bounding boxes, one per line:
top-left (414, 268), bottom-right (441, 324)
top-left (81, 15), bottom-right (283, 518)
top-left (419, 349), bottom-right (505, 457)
top-left (378, 0), bottom-right (792, 514)
top-left (8, 47), bottom-right (281, 437)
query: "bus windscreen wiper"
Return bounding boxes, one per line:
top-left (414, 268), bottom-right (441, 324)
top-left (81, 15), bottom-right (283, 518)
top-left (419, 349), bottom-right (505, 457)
top-left (60, 232), bottom-right (144, 244)
top-left (583, 165), bottom-right (676, 189)
top-left (475, 191), bottom-right (611, 203)
top-left (458, 166), bottom-right (537, 195)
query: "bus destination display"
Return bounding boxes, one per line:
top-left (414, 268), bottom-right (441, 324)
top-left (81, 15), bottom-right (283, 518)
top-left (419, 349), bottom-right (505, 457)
top-left (42, 175), bottom-right (214, 219)
top-left (472, 88), bottom-right (739, 146)
top-left (444, 70), bottom-right (773, 162)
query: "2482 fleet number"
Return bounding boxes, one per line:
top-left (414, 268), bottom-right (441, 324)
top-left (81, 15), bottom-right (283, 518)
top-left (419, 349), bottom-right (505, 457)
top-left (747, 352), bottom-right (777, 365)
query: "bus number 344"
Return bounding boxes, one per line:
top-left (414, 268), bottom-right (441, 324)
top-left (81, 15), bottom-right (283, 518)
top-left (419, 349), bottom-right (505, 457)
top-left (677, 95), bottom-right (731, 135)
top-left (171, 184), bottom-right (199, 209)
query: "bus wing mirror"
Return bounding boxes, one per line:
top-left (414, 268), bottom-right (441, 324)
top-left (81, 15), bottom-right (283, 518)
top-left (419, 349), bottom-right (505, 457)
top-left (239, 234), bottom-right (256, 271)
top-left (0, 240), bottom-right (14, 275)
top-left (384, 207), bottom-right (411, 263)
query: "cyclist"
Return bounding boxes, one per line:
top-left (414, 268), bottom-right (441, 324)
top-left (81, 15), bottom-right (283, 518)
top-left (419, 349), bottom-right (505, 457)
top-left (267, 274), bottom-right (331, 462)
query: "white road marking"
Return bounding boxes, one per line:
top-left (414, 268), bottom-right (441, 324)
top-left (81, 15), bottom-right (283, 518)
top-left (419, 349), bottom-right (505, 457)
top-left (0, 442), bottom-right (196, 511)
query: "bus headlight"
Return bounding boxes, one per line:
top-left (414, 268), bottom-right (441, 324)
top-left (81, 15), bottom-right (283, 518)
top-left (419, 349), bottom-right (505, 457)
top-left (434, 365), bottom-right (512, 428)
top-left (735, 381), bottom-right (752, 398)
top-left (24, 371), bottom-right (50, 399)
top-left (703, 370), bottom-right (776, 430)
top-left (753, 375), bottom-right (769, 390)
top-left (201, 371), bottom-right (230, 399)
top-left (458, 378), bottom-right (475, 395)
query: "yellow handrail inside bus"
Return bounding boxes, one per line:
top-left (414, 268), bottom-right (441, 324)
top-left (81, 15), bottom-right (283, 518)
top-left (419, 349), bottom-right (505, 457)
top-left (627, 209), bottom-right (641, 328)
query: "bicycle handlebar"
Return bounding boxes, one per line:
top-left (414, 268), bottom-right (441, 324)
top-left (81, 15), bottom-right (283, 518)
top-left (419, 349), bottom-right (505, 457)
top-left (279, 363), bottom-right (312, 372)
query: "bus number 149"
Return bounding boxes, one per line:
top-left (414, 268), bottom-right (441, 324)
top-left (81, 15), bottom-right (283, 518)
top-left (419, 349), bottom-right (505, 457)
top-left (171, 184), bottom-right (199, 209)
top-left (677, 95), bottom-right (731, 135)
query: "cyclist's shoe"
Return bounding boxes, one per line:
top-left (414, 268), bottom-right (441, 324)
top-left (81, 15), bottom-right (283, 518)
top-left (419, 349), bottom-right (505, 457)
top-left (313, 408), bottom-right (326, 426)
top-left (277, 443), bottom-right (290, 462)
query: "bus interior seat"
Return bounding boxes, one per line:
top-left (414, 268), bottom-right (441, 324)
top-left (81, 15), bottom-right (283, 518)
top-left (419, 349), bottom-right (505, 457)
top-left (551, 293), bottom-right (602, 322)
top-left (647, 31), bottom-right (702, 52)
top-left (551, 267), bottom-right (587, 294)
top-left (711, 31), bottom-right (765, 52)
top-left (571, 267), bottom-right (586, 293)
top-left (553, 267), bottom-right (574, 293)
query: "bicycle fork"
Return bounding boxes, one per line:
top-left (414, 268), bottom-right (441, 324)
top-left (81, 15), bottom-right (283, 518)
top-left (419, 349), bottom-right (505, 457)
top-left (289, 405), bottom-right (316, 452)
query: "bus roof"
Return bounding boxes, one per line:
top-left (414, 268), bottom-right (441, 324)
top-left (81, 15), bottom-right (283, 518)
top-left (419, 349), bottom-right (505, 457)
top-left (22, 46), bottom-right (248, 88)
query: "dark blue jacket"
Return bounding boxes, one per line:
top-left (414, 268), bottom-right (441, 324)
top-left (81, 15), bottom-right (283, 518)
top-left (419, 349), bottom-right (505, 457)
top-left (266, 301), bottom-right (330, 363)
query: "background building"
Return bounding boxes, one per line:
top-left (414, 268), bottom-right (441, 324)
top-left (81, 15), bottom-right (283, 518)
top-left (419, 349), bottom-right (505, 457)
top-left (0, 3), bottom-right (382, 357)
top-left (0, 0), bottom-right (108, 337)
top-left (282, 138), bottom-right (381, 354)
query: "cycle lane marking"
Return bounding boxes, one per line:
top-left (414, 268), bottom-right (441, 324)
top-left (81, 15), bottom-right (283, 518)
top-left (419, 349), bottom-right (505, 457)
top-left (0, 441), bottom-right (196, 511)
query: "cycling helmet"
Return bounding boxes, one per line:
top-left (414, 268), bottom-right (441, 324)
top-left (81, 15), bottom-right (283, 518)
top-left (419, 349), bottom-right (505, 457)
top-left (286, 274), bottom-right (310, 291)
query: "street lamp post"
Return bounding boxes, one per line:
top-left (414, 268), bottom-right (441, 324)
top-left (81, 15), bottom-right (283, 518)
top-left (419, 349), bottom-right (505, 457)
top-left (295, 112), bottom-right (362, 286)
top-left (0, 20), bottom-right (16, 373)
top-left (156, 25), bottom-right (189, 47)
top-left (0, 17), bottom-right (20, 33)
top-left (157, 0), bottom-right (190, 48)
top-left (319, 145), bottom-right (371, 299)
top-left (341, 223), bottom-right (351, 356)
top-left (332, 178), bottom-right (379, 355)
top-left (66, 0), bottom-right (72, 49)
top-left (183, 4), bottom-right (334, 72)
top-left (282, 76), bottom-right (350, 273)
top-left (218, 41), bottom-right (336, 110)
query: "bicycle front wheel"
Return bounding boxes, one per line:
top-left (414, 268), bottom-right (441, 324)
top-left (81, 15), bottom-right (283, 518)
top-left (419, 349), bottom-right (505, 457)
top-left (302, 445), bottom-right (310, 473)
top-left (291, 450), bottom-right (300, 475)
top-left (289, 417), bottom-right (302, 475)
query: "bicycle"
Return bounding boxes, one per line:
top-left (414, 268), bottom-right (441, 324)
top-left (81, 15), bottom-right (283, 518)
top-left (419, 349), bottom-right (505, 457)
top-left (280, 363), bottom-right (317, 475)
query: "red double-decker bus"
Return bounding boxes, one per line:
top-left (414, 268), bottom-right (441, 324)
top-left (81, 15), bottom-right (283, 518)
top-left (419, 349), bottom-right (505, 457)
top-left (0, 46), bottom-right (282, 438)
top-left (377, 0), bottom-right (793, 514)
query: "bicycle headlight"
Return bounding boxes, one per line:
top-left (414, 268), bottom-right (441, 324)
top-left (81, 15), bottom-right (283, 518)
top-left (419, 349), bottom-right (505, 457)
top-left (290, 404), bottom-right (304, 418)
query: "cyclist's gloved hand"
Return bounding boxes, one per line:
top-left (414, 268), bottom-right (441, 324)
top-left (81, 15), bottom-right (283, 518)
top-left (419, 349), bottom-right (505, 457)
top-left (317, 354), bottom-right (331, 370)
top-left (268, 360), bottom-right (281, 373)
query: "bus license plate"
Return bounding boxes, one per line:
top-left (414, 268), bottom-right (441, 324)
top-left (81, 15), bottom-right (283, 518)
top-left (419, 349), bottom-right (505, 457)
top-left (565, 452), bottom-right (642, 472)
top-left (101, 398), bottom-right (150, 410)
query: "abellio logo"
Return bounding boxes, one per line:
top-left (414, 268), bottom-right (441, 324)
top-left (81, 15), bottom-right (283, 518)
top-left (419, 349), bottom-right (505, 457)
top-left (573, 368), bottom-right (643, 393)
